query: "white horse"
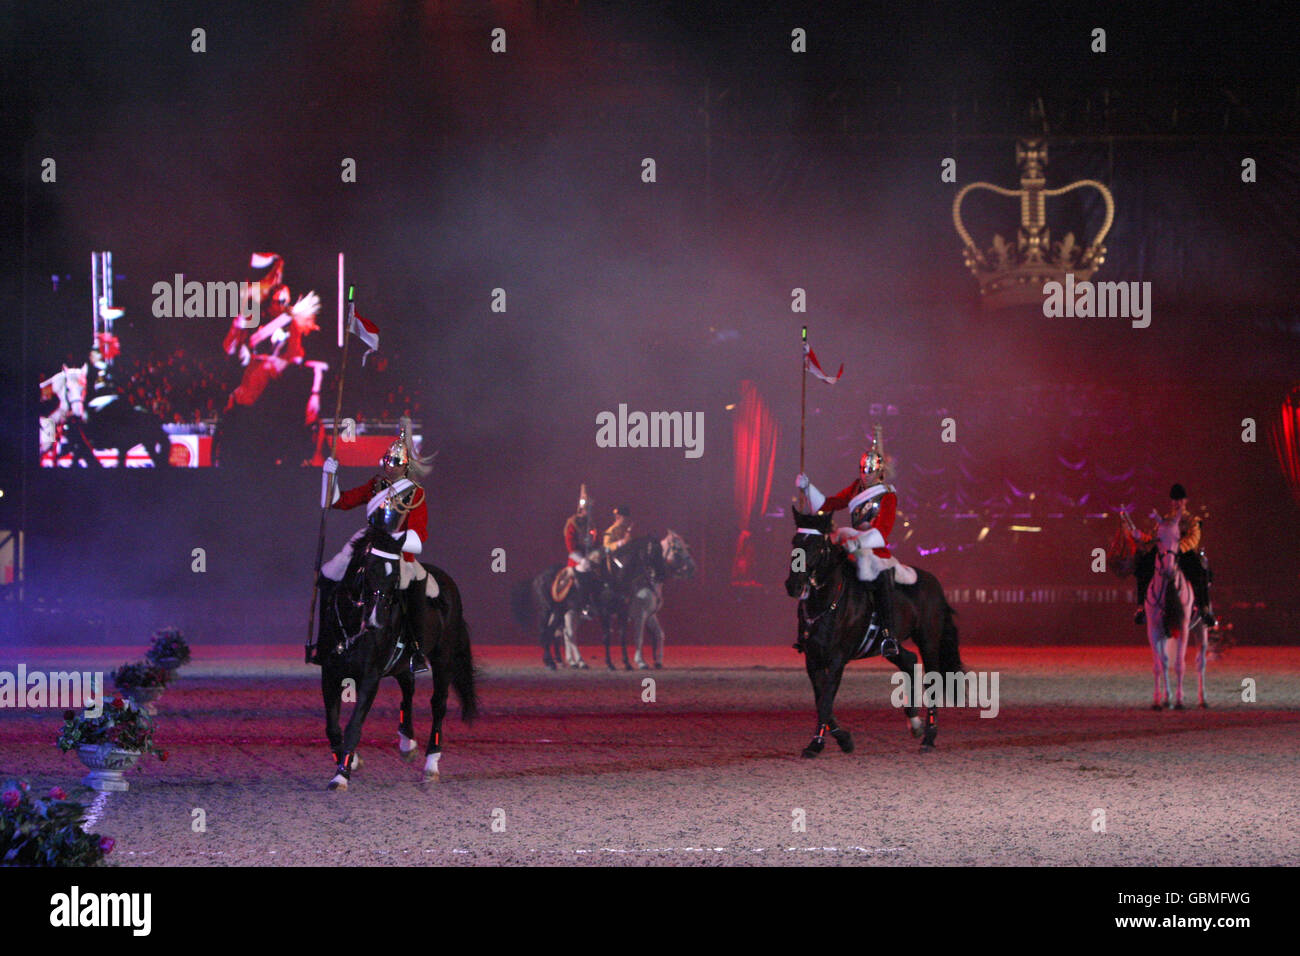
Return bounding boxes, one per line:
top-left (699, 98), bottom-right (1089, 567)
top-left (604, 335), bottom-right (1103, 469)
top-left (38, 365), bottom-right (89, 464)
top-left (1143, 513), bottom-right (1209, 709)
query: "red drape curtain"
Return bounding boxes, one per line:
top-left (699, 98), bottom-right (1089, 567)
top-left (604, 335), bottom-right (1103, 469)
top-left (1271, 388), bottom-right (1300, 507)
top-left (732, 380), bottom-right (780, 584)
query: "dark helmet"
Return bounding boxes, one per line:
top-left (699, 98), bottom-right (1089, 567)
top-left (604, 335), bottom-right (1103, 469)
top-left (1170, 483), bottom-right (1187, 501)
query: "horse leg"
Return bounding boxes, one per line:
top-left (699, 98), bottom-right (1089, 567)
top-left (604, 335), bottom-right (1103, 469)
top-left (321, 667), bottom-right (345, 760)
top-left (801, 652), bottom-right (828, 758)
top-left (1196, 622), bottom-right (1209, 708)
top-left (890, 647), bottom-right (924, 738)
top-left (1172, 613), bottom-right (1190, 709)
top-left (1146, 621), bottom-right (1165, 709)
top-left (540, 607), bottom-right (558, 669)
top-left (630, 600), bottom-right (648, 669)
top-left (620, 612), bottom-right (635, 671)
top-left (822, 658), bottom-right (854, 752)
top-left (395, 669), bottom-right (420, 762)
top-left (648, 611), bottom-right (666, 668)
top-left (330, 671), bottom-right (382, 790)
top-left (423, 665), bottom-right (451, 784)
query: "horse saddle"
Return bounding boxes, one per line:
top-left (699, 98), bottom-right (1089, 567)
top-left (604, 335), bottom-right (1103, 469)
top-left (552, 567), bottom-right (575, 603)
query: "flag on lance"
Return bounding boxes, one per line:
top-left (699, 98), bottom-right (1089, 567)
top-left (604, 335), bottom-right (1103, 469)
top-left (803, 340), bottom-right (843, 384)
top-left (347, 310), bottom-right (379, 365)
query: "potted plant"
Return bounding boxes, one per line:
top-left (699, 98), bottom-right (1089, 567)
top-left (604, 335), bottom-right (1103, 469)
top-left (56, 698), bottom-right (168, 792)
top-left (146, 627), bottom-right (191, 671)
top-left (111, 660), bottom-right (170, 708)
top-left (1, 779), bottom-right (115, 866)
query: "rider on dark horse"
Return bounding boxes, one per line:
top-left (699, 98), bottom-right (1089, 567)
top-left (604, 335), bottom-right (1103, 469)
top-left (563, 484), bottom-right (601, 613)
top-left (1131, 483), bottom-right (1216, 628)
top-left (315, 418), bottom-right (436, 671)
top-left (795, 426), bottom-right (903, 658)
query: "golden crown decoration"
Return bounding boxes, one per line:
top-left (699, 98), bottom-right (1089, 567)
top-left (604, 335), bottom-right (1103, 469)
top-left (952, 138), bottom-right (1115, 310)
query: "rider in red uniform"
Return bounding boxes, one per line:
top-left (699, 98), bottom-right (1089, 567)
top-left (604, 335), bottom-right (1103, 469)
top-left (796, 427), bottom-right (901, 656)
top-left (315, 418), bottom-right (434, 670)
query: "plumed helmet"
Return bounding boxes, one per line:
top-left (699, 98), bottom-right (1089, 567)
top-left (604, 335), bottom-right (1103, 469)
top-left (578, 484), bottom-right (590, 511)
top-left (381, 420), bottom-right (413, 470)
top-left (1169, 483), bottom-right (1187, 501)
top-left (861, 424), bottom-right (886, 476)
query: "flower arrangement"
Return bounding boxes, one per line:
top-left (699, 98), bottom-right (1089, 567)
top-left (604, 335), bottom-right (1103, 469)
top-left (56, 698), bottom-right (167, 759)
top-left (111, 661), bottom-right (171, 691)
top-left (0, 779), bottom-right (114, 866)
top-left (145, 627), bottom-right (191, 669)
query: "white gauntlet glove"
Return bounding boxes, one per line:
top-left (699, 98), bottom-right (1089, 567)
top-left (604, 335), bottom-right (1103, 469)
top-left (320, 457), bottom-right (340, 508)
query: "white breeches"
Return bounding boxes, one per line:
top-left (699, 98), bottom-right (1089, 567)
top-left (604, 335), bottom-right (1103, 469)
top-left (562, 610), bottom-right (584, 664)
top-left (848, 546), bottom-right (917, 585)
top-left (321, 528), bottom-right (431, 593)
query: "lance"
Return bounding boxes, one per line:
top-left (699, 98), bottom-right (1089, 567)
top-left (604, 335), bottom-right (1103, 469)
top-left (306, 276), bottom-right (354, 662)
top-left (798, 325), bottom-right (808, 512)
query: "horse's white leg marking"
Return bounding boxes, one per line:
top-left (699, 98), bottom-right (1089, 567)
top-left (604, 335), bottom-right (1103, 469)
top-left (423, 752), bottom-right (441, 782)
top-left (399, 731), bottom-right (417, 754)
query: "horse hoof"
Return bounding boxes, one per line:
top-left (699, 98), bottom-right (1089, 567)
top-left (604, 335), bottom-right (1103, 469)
top-left (545, 660), bottom-right (557, 670)
top-left (577, 661), bottom-right (588, 670)
top-left (908, 717), bottom-right (924, 738)
top-left (1174, 701), bottom-right (1186, 710)
top-left (801, 738), bottom-right (825, 758)
top-left (422, 772), bottom-right (441, 785)
top-left (350, 752), bottom-right (362, 772)
top-left (832, 729), bottom-right (854, 753)
top-left (1199, 700), bottom-right (1209, 709)
top-left (637, 662), bottom-right (649, 670)
top-left (607, 664), bottom-right (616, 672)
top-left (624, 664), bottom-right (634, 671)
top-left (327, 775), bottom-right (348, 791)
top-left (919, 743), bottom-right (935, 753)
top-left (399, 745), bottom-right (419, 763)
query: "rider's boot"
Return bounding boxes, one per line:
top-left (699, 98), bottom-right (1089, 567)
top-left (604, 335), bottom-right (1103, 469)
top-left (1193, 586), bottom-right (1217, 628)
top-left (874, 569), bottom-right (900, 658)
top-left (406, 583), bottom-right (430, 674)
top-left (1134, 606), bottom-right (1146, 625)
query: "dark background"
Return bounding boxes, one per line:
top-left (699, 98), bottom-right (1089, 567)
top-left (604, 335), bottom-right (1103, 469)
top-left (2, 1), bottom-right (1298, 647)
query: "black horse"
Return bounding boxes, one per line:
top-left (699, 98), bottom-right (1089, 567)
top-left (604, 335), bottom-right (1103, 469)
top-left (86, 398), bottom-right (172, 467)
top-left (317, 526), bottom-right (478, 789)
top-left (514, 554), bottom-right (633, 670)
top-left (785, 508), bottom-right (963, 754)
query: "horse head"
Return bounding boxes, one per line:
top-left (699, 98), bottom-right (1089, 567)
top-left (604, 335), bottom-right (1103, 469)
top-left (786, 507), bottom-right (836, 598)
top-left (330, 527), bottom-right (407, 652)
top-left (662, 529), bottom-right (696, 580)
top-left (1154, 515), bottom-right (1183, 576)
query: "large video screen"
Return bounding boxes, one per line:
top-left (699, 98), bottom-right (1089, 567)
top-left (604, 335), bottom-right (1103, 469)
top-left (36, 251), bottom-right (423, 468)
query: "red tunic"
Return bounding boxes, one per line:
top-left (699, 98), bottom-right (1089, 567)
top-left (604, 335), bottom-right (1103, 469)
top-left (333, 479), bottom-right (428, 562)
top-left (564, 515), bottom-right (598, 565)
top-left (819, 480), bottom-right (897, 558)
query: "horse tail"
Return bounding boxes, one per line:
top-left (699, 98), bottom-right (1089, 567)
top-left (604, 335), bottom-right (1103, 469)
top-left (450, 613), bottom-right (480, 723)
top-left (938, 599), bottom-right (964, 676)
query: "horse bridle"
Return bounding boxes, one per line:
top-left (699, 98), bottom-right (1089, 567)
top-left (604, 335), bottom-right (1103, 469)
top-left (794, 530), bottom-right (845, 633)
top-left (330, 541), bottom-right (401, 655)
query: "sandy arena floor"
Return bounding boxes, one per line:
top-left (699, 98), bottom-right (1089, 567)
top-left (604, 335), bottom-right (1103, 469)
top-left (2, 644), bottom-right (1297, 866)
